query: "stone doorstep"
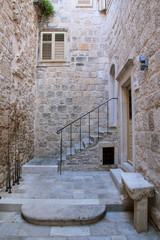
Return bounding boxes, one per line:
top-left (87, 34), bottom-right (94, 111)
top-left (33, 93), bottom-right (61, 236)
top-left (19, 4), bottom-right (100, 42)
top-left (22, 165), bottom-right (58, 174)
top-left (21, 202), bottom-right (106, 226)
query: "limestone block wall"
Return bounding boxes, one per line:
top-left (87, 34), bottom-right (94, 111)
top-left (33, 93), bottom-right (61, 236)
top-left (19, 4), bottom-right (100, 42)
top-left (105, 0), bottom-right (160, 229)
top-left (35, 0), bottom-right (109, 158)
top-left (0, 0), bottom-right (38, 189)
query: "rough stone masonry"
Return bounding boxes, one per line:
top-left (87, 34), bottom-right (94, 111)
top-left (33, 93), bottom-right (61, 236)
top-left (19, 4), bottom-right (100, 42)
top-left (0, 0), bottom-right (38, 189)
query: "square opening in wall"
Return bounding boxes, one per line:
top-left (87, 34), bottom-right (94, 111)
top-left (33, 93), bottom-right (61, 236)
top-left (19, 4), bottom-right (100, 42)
top-left (103, 147), bottom-right (114, 165)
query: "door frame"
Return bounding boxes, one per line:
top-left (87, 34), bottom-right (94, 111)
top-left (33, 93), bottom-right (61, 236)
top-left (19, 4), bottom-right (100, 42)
top-left (116, 59), bottom-right (135, 172)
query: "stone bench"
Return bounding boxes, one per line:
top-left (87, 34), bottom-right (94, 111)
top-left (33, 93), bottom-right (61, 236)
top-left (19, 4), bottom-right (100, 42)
top-left (121, 172), bottom-right (154, 233)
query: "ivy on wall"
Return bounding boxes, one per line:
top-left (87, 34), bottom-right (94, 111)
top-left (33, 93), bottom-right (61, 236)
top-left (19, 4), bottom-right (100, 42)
top-left (33, 0), bottom-right (55, 18)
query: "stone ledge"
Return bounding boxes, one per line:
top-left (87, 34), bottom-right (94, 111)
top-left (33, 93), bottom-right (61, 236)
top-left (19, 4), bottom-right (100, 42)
top-left (110, 169), bottom-right (126, 194)
top-left (121, 173), bottom-right (154, 200)
top-left (21, 202), bottom-right (106, 226)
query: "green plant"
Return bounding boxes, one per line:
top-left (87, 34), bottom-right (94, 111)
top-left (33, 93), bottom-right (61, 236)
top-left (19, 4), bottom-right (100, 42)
top-left (39, 0), bottom-right (55, 18)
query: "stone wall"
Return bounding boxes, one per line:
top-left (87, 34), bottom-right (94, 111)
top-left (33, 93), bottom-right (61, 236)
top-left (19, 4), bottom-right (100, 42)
top-left (63, 132), bottom-right (118, 171)
top-left (35, 0), bottom-right (110, 158)
top-left (105, 0), bottom-right (160, 229)
top-left (0, 0), bottom-right (38, 189)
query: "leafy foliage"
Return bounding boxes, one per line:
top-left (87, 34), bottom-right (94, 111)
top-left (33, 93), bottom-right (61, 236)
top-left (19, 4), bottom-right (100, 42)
top-left (39, 0), bottom-right (55, 18)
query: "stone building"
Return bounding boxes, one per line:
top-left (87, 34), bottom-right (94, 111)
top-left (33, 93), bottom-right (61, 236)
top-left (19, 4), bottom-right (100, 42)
top-left (0, 0), bottom-right (160, 231)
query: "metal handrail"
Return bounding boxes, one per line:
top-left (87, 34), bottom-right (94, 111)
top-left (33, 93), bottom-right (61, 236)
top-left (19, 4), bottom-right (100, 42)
top-left (57, 97), bottom-right (118, 175)
top-left (57, 98), bottom-right (117, 134)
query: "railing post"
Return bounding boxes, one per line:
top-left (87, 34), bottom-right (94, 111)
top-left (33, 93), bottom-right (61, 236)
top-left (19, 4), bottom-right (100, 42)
top-left (70, 124), bottom-right (72, 156)
top-left (80, 118), bottom-right (81, 151)
top-left (60, 130), bottom-right (62, 175)
top-left (89, 113), bottom-right (90, 145)
top-left (107, 101), bottom-right (109, 132)
top-left (98, 107), bottom-right (99, 140)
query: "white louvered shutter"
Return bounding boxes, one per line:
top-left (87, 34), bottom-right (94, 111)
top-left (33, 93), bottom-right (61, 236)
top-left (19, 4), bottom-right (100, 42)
top-left (41, 33), bottom-right (52, 60)
top-left (76, 0), bottom-right (92, 7)
top-left (54, 33), bottom-right (65, 61)
top-left (99, 0), bottom-right (106, 11)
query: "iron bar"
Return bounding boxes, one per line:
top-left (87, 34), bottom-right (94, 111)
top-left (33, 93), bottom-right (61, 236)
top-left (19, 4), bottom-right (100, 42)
top-left (80, 118), bottom-right (81, 151)
top-left (14, 110), bottom-right (17, 185)
top-left (59, 130), bottom-right (63, 175)
top-left (89, 113), bottom-right (90, 145)
top-left (107, 101), bottom-right (109, 132)
top-left (70, 124), bottom-right (72, 156)
top-left (98, 107), bottom-right (99, 141)
top-left (7, 112), bottom-right (11, 193)
top-left (17, 121), bottom-right (20, 183)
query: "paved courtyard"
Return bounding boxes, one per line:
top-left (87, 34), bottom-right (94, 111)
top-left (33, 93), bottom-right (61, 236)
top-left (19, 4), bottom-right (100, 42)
top-left (0, 171), bottom-right (160, 239)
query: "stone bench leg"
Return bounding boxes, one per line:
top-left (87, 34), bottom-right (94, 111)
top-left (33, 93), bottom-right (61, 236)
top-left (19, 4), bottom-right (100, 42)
top-left (134, 198), bottom-right (148, 233)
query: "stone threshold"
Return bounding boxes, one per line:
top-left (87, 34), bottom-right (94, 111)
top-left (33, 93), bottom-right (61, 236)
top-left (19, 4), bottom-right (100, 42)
top-left (21, 202), bottom-right (106, 226)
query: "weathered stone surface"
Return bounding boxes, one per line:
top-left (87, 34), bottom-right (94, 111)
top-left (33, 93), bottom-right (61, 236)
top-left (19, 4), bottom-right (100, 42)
top-left (35, 0), bottom-right (109, 158)
top-left (21, 203), bottom-right (106, 226)
top-left (0, 0), bottom-right (38, 189)
top-left (121, 173), bottom-right (154, 201)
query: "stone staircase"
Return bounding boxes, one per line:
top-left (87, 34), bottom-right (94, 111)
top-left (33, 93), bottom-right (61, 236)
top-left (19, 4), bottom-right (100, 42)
top-left (22, 129), bottom-right (117, 174)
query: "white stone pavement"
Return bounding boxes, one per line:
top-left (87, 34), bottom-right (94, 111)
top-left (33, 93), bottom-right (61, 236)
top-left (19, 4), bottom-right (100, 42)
top-left (0, 171), bottom-right (160, 239)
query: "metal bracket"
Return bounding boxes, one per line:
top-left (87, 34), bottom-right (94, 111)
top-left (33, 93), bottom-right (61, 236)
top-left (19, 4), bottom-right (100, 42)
top-left (139, 56), bottom-right (148, 70)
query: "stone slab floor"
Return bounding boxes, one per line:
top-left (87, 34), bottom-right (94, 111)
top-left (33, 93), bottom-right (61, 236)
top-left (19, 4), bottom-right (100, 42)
top-left (0, 171), bottom-right (160, 239)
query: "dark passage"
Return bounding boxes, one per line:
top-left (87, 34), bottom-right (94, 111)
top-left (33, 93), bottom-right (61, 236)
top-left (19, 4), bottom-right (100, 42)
top-left (103, 147), bottom-right (114, 165)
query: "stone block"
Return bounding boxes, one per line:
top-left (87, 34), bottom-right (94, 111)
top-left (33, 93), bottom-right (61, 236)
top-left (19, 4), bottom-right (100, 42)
top-left (134, 198), bottom-right (148, 233)
top-left (58, 106), bottom-right (67, 113)
top-left (79, 43), bottom-right (89, 51)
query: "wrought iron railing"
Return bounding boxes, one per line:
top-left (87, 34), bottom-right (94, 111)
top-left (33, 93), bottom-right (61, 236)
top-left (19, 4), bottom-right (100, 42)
top-left (57, 97), bottom-right (118, 174)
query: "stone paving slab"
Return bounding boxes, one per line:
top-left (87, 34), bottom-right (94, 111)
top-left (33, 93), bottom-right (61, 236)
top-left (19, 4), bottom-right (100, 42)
top-left (21, 203), bottom-right (106, 226)
top-left (0, 172), bottom-right (122, 205)
top-left (0, 172), bottom-right (160, 239)
top-left (0, 211), bottom-right (160, 239)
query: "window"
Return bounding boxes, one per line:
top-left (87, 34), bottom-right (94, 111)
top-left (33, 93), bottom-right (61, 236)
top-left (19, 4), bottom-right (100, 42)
top-left (98, 0), bottom-right (106, 11)
top-left (76, 0), bottom-right (92, 7)
top-left (40, 32), bottom-right (67, 62)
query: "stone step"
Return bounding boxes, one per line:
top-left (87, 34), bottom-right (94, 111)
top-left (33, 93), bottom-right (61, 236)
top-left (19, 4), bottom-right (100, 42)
top-left (22, 165), bottom-right (58, 174)
top-left (90, 134), bottom-right (103, 143)
top-left (22, 158), bottom-right (58, 174)
top-left (82, 138), bottom-right (94, 148)
top-left (110, 168), bottom-right (126, 194)
top-left (57, 154), bottom-right (67, 161)
top-left (21, 202), bottom-right (106, 226)
top-left (74, 143), bottom-right (85, 153)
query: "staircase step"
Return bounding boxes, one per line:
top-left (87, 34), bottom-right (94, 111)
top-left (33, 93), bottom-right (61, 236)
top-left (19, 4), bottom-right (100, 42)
top-left (82, 138), bottom-right (94, 148)
top-left (90, 134), bottom-right (103, 142)
top-left (57, 154), bottom-right (67, 161)
top-left (110, 169), bottom-right (126, 194)
top-left (74, 143), bottom-right (85, 153)
top-left (21, 202), bottom-right (106, 226)
top-left (22, 158), bottom-right (58, 174)
top-left (22, 165), bottom-right (58, 174)
top-left (66, 147), bottom-right (76, 156)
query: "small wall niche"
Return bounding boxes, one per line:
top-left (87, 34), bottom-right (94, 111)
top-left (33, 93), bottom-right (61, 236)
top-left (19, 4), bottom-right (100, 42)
top-left (98, 141), bottom-right (118, 166)
top-left (103, 147), bottom-right (114, 165)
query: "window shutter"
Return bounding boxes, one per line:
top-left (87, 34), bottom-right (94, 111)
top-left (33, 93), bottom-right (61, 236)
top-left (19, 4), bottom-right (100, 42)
top-left (76, 0), bottom-right (92, 7)
top-left (42, 33), bottom-right (52, 60)
top-left (99, 0), bottom-right (106, 11)
top-left (54, 33), bottom-right (65, 60)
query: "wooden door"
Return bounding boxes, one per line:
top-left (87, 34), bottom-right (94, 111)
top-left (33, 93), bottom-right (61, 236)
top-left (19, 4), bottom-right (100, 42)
top-left (127, 85), bottom-right (132, 164)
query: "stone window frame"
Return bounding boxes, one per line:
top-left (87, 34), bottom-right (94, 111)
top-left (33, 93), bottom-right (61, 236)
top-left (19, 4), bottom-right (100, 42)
top-left (40, 31), bottom-right (67, 63)
top-left (98, 0), bottom-right (106, 11)
top-left (76, 0), bottom-right (93, 8)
